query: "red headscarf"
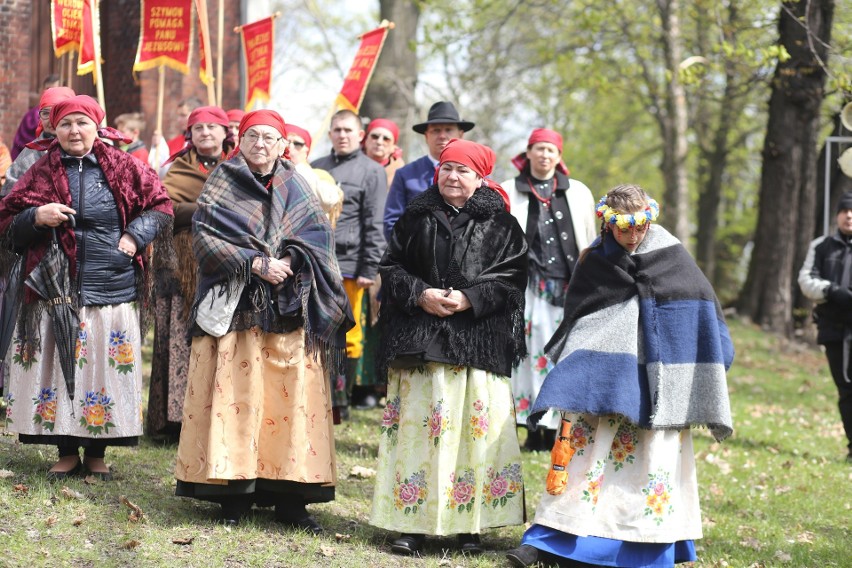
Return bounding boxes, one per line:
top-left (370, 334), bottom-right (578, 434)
top-left (511, 127), bottom-right (569, 175)
top-left (50, 95), bottom-right (105, 128)
top-left (39, 87), bottom-right (76, 110)
top-left (238, 110), bottom-right (286, 139)
top-left (234, 110), bottom-right (289, 160)
top-left (187, 106), bottom-right (229, 128)
top-left (437, 138), bottom-right (509, 211)
top-left (366, 118), bottom-right (400, 143)
top-left (285, 124), bottom-right (312, 150)
top-left (226, 109), bottom-right (246, 123)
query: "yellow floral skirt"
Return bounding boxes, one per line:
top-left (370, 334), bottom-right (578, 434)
top-left (370, 363), bottom-right (524, 535)
top-left (175, 327), bottom-right (336, 490)
top-left (3, 303), bottom-right (143, 444)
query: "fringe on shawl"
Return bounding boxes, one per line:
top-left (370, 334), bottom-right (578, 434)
top-left (152, 230), bottom-right (196, 318)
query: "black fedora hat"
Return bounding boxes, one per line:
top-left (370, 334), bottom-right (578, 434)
top-left (412, 101), bottom-right (475, 134)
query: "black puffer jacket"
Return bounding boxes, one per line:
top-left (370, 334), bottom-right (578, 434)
top-left (378, 186), bottom-right (528, 377)
top-left (11, 151), bottom-right (166, 306)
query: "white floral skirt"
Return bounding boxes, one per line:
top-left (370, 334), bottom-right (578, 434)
top-left (532, 413), bottom-right (702, 543)
top-left (511, 284), bottom-right (563, 428)
top-left (370, 363), bottom-right (524, 535)
top-left (3, 303), bottom-right (143, 440)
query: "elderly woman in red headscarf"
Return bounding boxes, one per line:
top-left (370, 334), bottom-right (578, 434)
top-left (2, 86), bottom-right (76, 196)
top-left (147, 106), bottom-right (235, 439)
top-left (370, 139), bottom-right (528, 556)
top-left (173, 110), bottom-right (353, 532)
top-left (0, 95), bottom-right (173, 479)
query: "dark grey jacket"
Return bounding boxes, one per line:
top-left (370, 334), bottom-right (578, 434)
top-left (311, 149), bottom-right (387, 279)
top-left (11, 151), bottom-right (167, 306)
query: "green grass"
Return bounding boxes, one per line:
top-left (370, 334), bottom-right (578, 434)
top-left (1, 318), bottom-right (850, 567)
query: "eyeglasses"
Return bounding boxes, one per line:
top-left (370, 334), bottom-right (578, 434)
top-left (243, 132), bottom-right (282, 146)
top-left (369, 132), bottom-right (393, 142)
top-left (39, 109), bottom-right (51, 119)
top-left (289, 140), bottom-right (306, 149)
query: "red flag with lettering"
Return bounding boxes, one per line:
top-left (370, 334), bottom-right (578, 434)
top-left (77, 0), bottom-right (98, 81)
top-left (335, 25), bottom-right (390, 113)
top-left (133, 0), bottom-right (193, 74)
top-left (239, 17), bottom-right (274, 111)
top-left (51, 0), bottom-right (83, 57)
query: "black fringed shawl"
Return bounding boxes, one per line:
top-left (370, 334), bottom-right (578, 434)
top-left (377, 185), bottom-right (528, 378)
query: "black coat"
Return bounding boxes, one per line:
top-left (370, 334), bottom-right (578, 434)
top-left (378, 185), bottom-right (528, 377)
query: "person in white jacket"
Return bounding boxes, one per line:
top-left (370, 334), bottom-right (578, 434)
top-left (501, 128), bottom-right (596, 450)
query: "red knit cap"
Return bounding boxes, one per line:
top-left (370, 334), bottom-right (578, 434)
top-left (50, 95), bottom-right (105, 127)
top-left (439, 138), bottom-right (495, 178)
top-left (188, 106), bottom-right (229, 128)
top-left (285, 124), bottom-right (312, 150)
top-left (528, 128), bottom-right (563, 153)
top-left (238, 110), bottom-right (286, 139)
top-left (366, 118), bottom-right (399, 143)
top-left (226, 109), bottom-right (246, 123)
top-left (39, 87), bottom-right (76, 110)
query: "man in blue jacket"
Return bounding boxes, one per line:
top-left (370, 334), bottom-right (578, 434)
top-left (382, 101), bottom-right (474, 239)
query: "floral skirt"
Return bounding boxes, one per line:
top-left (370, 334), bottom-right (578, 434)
top-left (511, 282), bottom-right (564, 429)
top-left (531, 413), bottom-right (702, 544)
top-left (146, 292), bottom-right (192, 436)
top-left (370, 363), bottom-right (524, 535)
top-left (174, 328), bottom-right (336, 487)
top-left (3, 303), bottom-right (143, 442)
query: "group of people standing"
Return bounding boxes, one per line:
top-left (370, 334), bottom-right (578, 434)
top-left (0, 88), bottom-right (739, 568)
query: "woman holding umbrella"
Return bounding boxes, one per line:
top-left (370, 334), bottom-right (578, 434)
top-left (0, 95), bottom-right (173, 479)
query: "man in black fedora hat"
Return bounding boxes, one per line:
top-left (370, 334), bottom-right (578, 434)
top-left (382, 101), bottom-right (475, 239)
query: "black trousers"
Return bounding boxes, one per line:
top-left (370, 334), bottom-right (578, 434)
top-left (57, 440), bottom-right (107, 459)
top-left (823, 342), bottom-right (852, 453)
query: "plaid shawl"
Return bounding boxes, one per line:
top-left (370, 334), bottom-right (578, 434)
top-left (192, 153), bottom-right (353, 364)
top-left (530, 225), bottom-right (734, 441)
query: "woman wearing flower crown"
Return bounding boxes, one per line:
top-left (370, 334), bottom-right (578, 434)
top-left (506, 184), bottom-right (734, 568)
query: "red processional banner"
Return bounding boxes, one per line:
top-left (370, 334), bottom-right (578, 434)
top-left (239, 17), bottom-right (274, 111)
top-left (77, 0), bottom-right (99, 81)
top-left (51, 0), bottom-right (84, 57)
top-left (133, 0), bottom-right (193, 74)
top-left (195, 0), bottom-right (213, 86)
top-left (335, 25), bottom-right (390, 113)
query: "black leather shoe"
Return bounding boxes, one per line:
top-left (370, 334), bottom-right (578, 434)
top-left (390, 533), bottom-right (425, 555)
top-left (506, 544), bottom-right (539, 567)
top-left (281, 515), bottom-right (323, 535)
top-left (457, 533), bottom-right (483, 554)
top-left (46, 459), bottom-right (83, 481)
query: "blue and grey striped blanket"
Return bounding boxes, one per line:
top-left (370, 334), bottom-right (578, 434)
top-left (529, 225), bottom-right (734, 441)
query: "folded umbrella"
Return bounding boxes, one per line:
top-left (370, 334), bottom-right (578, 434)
top-left (0, 252), bottom-right (25, 395)
top-left (24, 217), bottom-right (79, 416)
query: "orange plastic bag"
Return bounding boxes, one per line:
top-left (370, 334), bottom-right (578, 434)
top-left (545, 418), bottom-right (575, 495)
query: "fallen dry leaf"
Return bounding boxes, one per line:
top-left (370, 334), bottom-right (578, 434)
top-left (334, 533), bottom-right (351, 542)
top-left (319, 545), bottom-right (335, 557)
top-left (349, 465), bottom-right (376, 479)
top-left (45, 515), bottom-right (58, 527)
top-left (13, 484), bottom-right (28, 494)
top-left (0, 469), bottom-right (15, 478)
top-left (740, 536), bottom-right (761, 550)
top-left (60, 487), bottom-right (85, 500)
top-left (774, 486), bottom-right (792, 495)
top-left (172, 537), bottom-right (194, 545)
top-left (72, 515), bottom-right (86, 526)
top-left (796, 531), bottom-right (815, 544)
top-left (121, 539), bottom-right (141, 549)
top-left (774, 550), bottom-right (793, 562)
top-left (119, 495), bottom-right (145, 522)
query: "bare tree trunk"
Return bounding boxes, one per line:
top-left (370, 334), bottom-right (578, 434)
top-left (658, 0), bottom-right (690, 245)
top-left (738, 0), bottom-right (834, 333)
top-left (360, 0), bottom-right (420, 151)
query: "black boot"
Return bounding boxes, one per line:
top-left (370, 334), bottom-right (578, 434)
top-left (523, 428), bottom-right (543, 452)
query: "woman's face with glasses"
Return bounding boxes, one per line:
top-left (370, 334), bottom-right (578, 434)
top-left (364, 126), bottom-right (395, 163)
top-left (286, 134), bottom-right (309, 165)
top-left (239, 125), bottom-right (284, 174)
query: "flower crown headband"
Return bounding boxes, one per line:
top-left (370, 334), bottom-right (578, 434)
top-left (596, 195), bottom-right (660, 230)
